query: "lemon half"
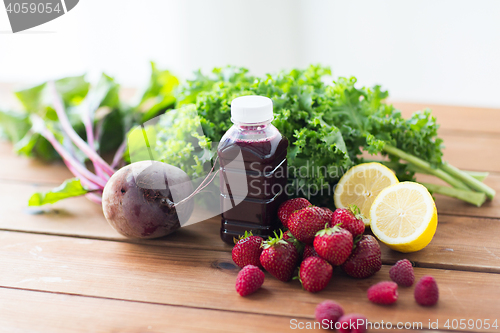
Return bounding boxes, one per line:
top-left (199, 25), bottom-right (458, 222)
top-left (370, 182), bottom-right (438, 253)
top-left (334, 163), bottom-right (399, 225)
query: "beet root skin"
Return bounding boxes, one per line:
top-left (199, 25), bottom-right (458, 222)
top-left (102, 161), bottom-right (194, 239)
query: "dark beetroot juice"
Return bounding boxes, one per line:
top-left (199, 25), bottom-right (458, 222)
top-left (218, 96), bottom-right (288, 244)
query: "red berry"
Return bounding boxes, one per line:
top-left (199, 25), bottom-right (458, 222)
top-left (321, 207), bottom-right (334, 221)
top-left (389, 259), bottom-right (415, 287)
top-left (283, 230), bottom-right (294, 242)
top-left (235, 265), bottom-right (265, 296)
top-left (278, 198), bottom-right (311, 227)
top-left (367, 281), bottom-right (398, 305)
top-left (299, 257), bottom-right (333, 293)
top-left (414, 275), bottom-right (439, 306)
top-left (337, 313), bottom-right (368, 333)
top-left (315, 300), bottom-right (344, 328)
top-left (332, 206), bottom-right (365, 238)
top-left (288, 206), bottom-right (330, 244)
top-left (260, 233), bottom-right (299, 282)
top-left (341, 235), bottom-right (382, 279)
top-left (314, 225), bottom-right (353, 266)
top-left (232, 233), bottom-right (264, 268)
top-left (303, 244), bottom-right (319, 260)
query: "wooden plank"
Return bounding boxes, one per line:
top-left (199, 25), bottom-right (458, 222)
top-left (0, 141), bottom-right (73, 185)
top-left (0, 288), bottom-right (444, 333)
top-left (393, 102), bottom-right (500, 136)
top-left (417, 173), bottom-right (500, 219)
top-left (0, 288), bottom-right (323, 333)
top-left (0, 231), bottom-right (498, 332)
top-left (0, 181), bottom-right (229, 252)
top-left (2, 182), bottom-right (500, 273)
top-left (440, 133), bottom-right (500, 173)
top-left (378, 214), bottom-right (500, 273)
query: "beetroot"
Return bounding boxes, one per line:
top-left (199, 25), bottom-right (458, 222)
top-left (102, 161), bottom-right (194, 238)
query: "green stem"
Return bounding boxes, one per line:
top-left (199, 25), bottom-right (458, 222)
top-left (365, 159), bottom-right (489, 182)
top-left (440, 162), bottom-right (496, 200)
top-left (382, 145), bottom-right (470, 191)
top-left (409, 165), bottom-right (489, 182)
top-left (421, 182), bottom-right (486, 207)
top-left (463, 170), bottom-right (489, 182)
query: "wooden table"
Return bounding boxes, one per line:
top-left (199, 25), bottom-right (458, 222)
top-left (1, 102), bottom-right (499, 332)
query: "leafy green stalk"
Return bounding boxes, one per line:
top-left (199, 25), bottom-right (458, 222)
top-left (382, 144), bottom-right (471, 191)
top-left (421, 182), bottom-right (486, 207)
top-left (28, 178), bottom-right (88, 206)
top-left (440, 162), bottom-right (496, 200)
top-left (462, 170), bottom-right (489, 182)
top-left (407, 164), bottom-right (489, 182)
top-left (151, 65), bottom-right (494, 206)
top-left (366, 160), bottom-right (489, 182)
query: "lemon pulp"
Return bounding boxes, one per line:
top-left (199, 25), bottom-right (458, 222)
top-left (334, 163), bottom-right (399, 225)
top-left (370, 182), bottom-right (438, 253)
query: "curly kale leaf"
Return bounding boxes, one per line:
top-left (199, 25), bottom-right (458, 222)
top-left (151, 65), bottom-right (446, 203)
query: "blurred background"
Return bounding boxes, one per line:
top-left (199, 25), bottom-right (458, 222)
top-left (1, 0), bottom-right (499, 108)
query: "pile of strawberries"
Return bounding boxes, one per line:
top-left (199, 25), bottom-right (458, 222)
top-left (232, 197), bottom-right (439, 332)
top-left (233, 198), bottom-right (382, 296)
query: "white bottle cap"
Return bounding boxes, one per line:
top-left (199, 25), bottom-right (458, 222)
top-left (231, 95), bottom-right (273, 124)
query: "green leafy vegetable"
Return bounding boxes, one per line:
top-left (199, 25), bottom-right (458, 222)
top-left (0, 64), bottom-right (176, 205)
top-left (136, 62), bottom-right (179, 123)
top-left (1, 63), bottom-right (495, 207)
top-left (152, 65), bottom-right (494, 206)
top-left (0, 110), bottom-right (31, 143)
top-left (28, 178), bottom-right (88, 206)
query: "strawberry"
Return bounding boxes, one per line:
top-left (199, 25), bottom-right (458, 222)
top-left (260, 232), bottom-right (299, 282)
top-left (367, 281), bottom-right (398, 305)
top-left (231, 231), bottom-right (264, 268)
top-left (332, 205), bottom-right (365, 238)
top-left (313, 225), bottom-right (353, 266)
top-left (278, 198), bottom-right (311, 227)
top-left (341, 235), bottom-right (382, 278)
top-left (337, 314), bottom-right (368, 333)
top-left (321, 207), bottom-right (334, 221)
top-left (283, 230), bottom-right (304, 253)
top-left (414, 275), bottom-right (439, 306)
top-left (288, 206), bottom-right (330, 244)
top-left (303, 244), bottom-right (319, 260)
top-left (235, 265), bottom-right (265, 296)
top-left (315, 300), bottom-right (344, 327)
top-left (389, 259), bottom-right (415, 287)
top-left (298, 257), bottom-right (333, 293)
top-left (283, 230), bottom-right (294, 242)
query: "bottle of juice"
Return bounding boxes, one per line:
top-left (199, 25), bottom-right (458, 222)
top-left (218, 95), bottom-right (288, 244)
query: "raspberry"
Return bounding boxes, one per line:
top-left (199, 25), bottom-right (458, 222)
top-left (315, 300), bottom-right (344, 327)
top-left (389, 259), bottom-right (415, 287)
top-left (337, 313), bottom-right (368, 333)
top-left (235, 265), bottom-right (265, 296)
top-left (367, 281), bottom-right (398, 305)
top-left (414, 275), bottom-right (439, 306)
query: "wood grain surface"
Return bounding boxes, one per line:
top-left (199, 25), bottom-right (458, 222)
top-left (0, 230), bottom-right (498, 332)
top-left (0, 100), bottom-right (499, 332)
top-left (0, 288), bottom-right (322, 333)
